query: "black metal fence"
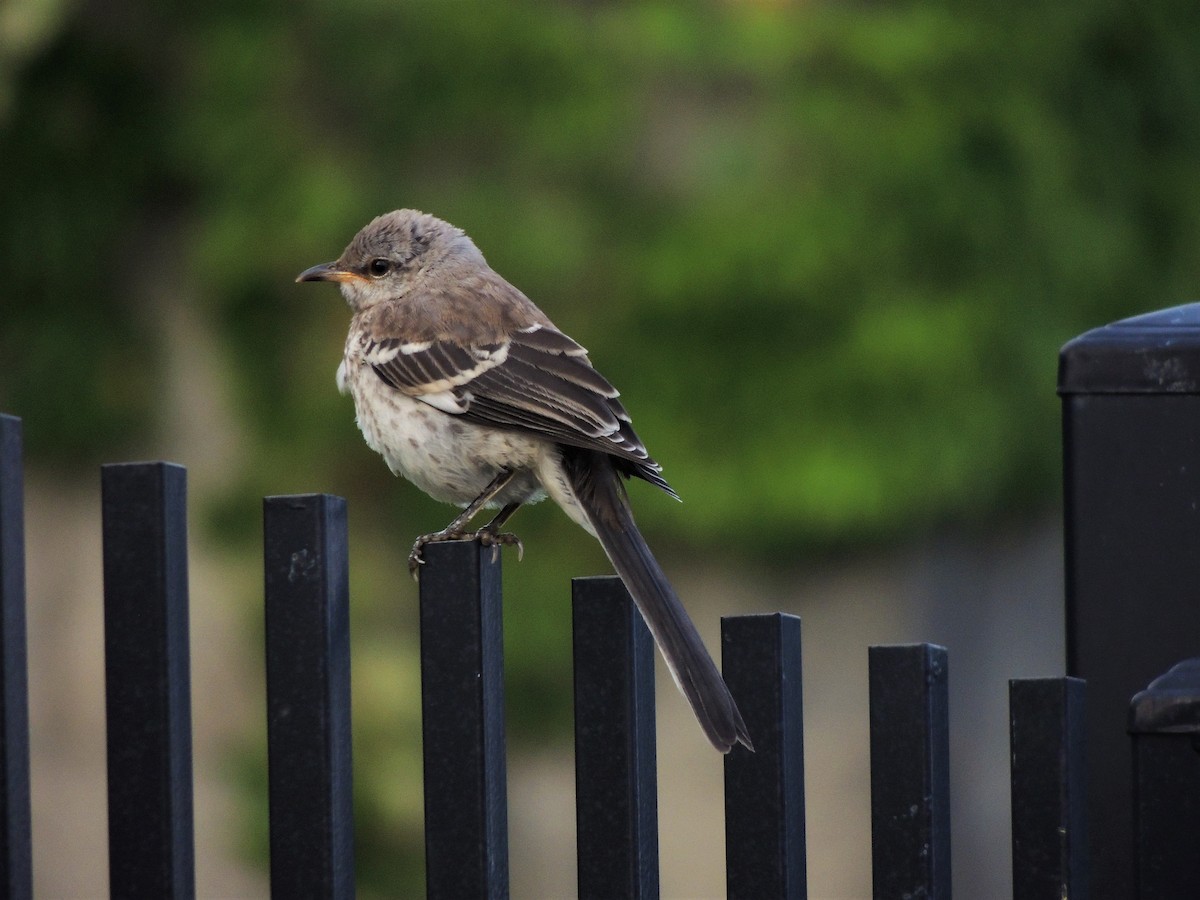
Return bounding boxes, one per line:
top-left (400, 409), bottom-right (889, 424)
top-left (2, 304), bottom-right (1200, 898)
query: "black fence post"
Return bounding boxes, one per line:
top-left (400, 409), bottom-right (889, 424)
top-left (572, 575), bottom-right (658, 900)
top-left (101, 461), bottom-right (194, 899)
top-left (1128, 658), bottom-right (1200, 898)
top-left (419, 539), bottom-right (508, 899)
top-left (868, 643), bottom-right (951, 900)
top-left (0, 416), bottom-right (31, 900)
top-left (263, 494), bottom-right (354, 899)
top-left (722, 613), bottom-right (806, 900)
top-left (1009, 677), bottom-right (1087, 900)
top-left (1059, 302), bottom-right (1200, 897)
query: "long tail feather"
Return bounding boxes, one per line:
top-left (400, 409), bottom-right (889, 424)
top-left (562, 449), bottom-right (753, 752)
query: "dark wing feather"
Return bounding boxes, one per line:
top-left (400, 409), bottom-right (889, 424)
top-left (474, 355), bottom-right (620, 437)
top-left (365, 325), bottom-right (677, 497)
top-left (367, 337), bottom-right (503, 395)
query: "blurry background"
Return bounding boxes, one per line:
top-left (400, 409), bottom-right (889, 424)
top-left (3, 0), bottom-right (1200, 896)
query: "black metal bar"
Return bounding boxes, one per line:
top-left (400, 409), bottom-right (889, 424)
top-left (101, 461), bottom-right (194, 899)
top-left (868, 643), bottom-right (951, 900)
top-left (572, 575), bottom-right (658, 899)
top-left (0, 416), bottom-right (31, 899)
top-left (1059, 302), bottom-right (1200, 897)
top-left (722, 613), bottom-right (806, 900)
top-left (263, 494), bottom-right (354, 899)
top-left (1129, 658), bottom-right (1200, 898)
top-left (419, 539), bottom-right (508, 899)
top-left (1009, 677), bottom-right (1088, 900)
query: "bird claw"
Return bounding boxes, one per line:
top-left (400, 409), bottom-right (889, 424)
top-left (408, 527), bottom-right (524, 580)
top-left (477, 527), bottom-right (524, 564)
top-left (407, 534), bottom-right (443, 580)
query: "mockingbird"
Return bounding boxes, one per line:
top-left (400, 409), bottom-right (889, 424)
top-left (298, 209), bottom-right (752, 752)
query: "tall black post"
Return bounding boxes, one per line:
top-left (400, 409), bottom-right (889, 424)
top-left (1059, 302), bottom-right (1200, 899)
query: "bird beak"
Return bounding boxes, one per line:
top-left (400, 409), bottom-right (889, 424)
top-left (295, 261), bottom-right (362, 284)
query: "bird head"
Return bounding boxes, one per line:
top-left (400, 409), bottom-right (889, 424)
top-left (296, 208), bottom-right (483, 311)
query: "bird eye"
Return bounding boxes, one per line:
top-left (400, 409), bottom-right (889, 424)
top-left (367, 258), bottom-right (391, 277)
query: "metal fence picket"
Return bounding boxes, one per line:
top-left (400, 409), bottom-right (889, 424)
top-left (101, 461), bottom-right (194, 899)
top-left (1009, 676), bottom-right (1087, 900)
top-left (263, 494), bottom-right (354, 899)
top-left (572, 575), bottom-right (659, 899)
top-left (0, 415), bottom-right (31, 900)
top-left (722, 613), bottom-right (806, 900)
top-left (419, 539), bottom-right (509, 899)
top-left (868, 643), bottom-right (951, 900)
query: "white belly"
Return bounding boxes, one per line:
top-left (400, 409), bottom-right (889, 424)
top-left (342, 359), bottom-right (548, 508)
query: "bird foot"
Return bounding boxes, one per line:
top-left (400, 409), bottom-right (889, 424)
top-left (477, 525), bottom-right (525, 565)
top-left (408, 527), bottom-right (525, 579)
top-left (409, 528), bottom-right (463, 579)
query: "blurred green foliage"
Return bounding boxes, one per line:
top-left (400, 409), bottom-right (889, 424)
top-left (4, 1), bottom-right (1200, 545)
top-left (4, 0), bottom-right (1200, 894)
top-left (5, 1), bottom-right (1200, 544)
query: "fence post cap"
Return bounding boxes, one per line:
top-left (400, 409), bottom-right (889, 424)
top-left (1059, 301), bottom-right (1200, 395)
top-left (1128, 657), bottom-right (1200, 734)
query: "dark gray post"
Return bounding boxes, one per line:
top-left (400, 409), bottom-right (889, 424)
top-left (868, 643), bottom-right (951, 900)
top-left (1128, 658), bottom-right (1200, 898)
top-left (1009, 677), bottom-right (1087, 899)
top-left (101, 462), bottom-right (194, 899)
top-left (0, 416), bottom-right (31, 899)
top-left (723, 613), bottom-right (806, 900)
top-left (419, 539), bottom-right (508, 899)
top-left (572, 575), bottom-right (658, 900)
top-left (1059, 302), bottom-right (1200, 898)
top-left (263, 494), bottom-right (354, 899)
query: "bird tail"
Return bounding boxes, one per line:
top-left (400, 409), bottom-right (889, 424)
top-left (562, 449), bottom-right (753, 753)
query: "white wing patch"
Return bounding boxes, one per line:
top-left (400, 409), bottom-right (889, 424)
top-left (420, 390), bottom-right (470, 415)
top-left (517, 322), bottom-right (589, 357)
top-left (361, 341), bottom-right (403, 365)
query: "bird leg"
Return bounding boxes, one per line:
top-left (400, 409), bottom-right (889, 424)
top-left (476, 501), bottom-right (524, 563)
top-left (408, 469), bottom-right (524, 577)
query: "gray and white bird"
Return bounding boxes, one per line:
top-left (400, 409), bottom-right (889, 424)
top-left (297, 209), bottom-right (752, 752)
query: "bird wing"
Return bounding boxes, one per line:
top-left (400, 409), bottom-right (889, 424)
top-left (358, 323), bottom-right (677, 497)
